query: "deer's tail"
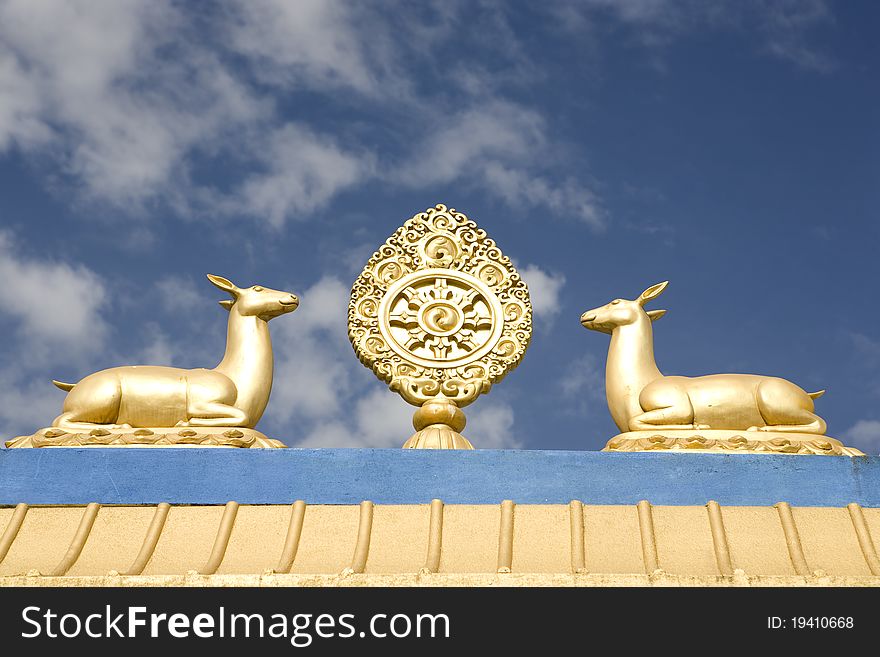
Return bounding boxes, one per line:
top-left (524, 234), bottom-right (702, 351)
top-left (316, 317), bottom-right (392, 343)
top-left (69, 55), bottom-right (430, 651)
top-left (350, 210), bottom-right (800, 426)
top-left (52, 379), bottom-right (76, 392)
top-left (808, 389), bottom-right (825, 400)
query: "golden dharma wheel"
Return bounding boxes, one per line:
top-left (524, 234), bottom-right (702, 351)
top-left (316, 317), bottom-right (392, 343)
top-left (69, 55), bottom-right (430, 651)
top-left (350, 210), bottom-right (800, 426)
top-left (348, 204), bottom-right (532, 449)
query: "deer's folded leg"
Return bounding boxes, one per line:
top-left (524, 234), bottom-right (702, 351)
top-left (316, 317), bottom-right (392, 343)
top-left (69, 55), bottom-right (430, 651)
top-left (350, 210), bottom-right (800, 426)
top-left (752, 414), bottom-right (827, 434)
top-left (628, 406), bottom-right (698, 432)
top-left (184, 402), bottom-right (249, 428)
top-left (52, 412), bottom-right (132, 431)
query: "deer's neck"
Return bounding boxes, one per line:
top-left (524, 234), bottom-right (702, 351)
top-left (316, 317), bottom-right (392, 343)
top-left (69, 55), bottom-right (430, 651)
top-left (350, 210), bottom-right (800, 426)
top-left (605, 317), bottom-right (663, 432)
top-left (215, 311), bottom-right (273, 426)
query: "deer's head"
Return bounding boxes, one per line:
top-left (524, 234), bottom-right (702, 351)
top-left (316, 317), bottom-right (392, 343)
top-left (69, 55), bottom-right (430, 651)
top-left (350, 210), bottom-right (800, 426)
top-left (207, 274), bottom-right (299, 321)
top-left (580, 281), bottom-right (668, 334)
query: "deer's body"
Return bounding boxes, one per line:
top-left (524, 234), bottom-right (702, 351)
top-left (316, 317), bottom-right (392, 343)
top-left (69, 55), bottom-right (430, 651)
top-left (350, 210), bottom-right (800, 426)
top-left (52, 274), bottom-right (297, 431)
top-left (55, 366), bottom-right (237, 428)
top-left (583, 282), bottom-right (826, 435)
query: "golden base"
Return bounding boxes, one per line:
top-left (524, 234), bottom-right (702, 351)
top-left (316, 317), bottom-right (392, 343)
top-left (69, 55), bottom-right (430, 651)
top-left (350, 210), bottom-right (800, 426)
top-left (402, 424), bottom-right (474, 449)
top-left (5, 427), bottom-right (287, 449)
top-left (603, 430), bottom-right (864, 456)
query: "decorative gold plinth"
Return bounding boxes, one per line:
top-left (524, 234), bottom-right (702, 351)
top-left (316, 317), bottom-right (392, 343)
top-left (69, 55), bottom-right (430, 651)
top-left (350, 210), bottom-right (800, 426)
top-left (403, 427), bottom-right (474, 449)
top-left (402, 397), bottom-right (475, 449)
top-left (6, 427), bottom-right (286, 449)
top-left (604, 430), bottom-right (864, 456)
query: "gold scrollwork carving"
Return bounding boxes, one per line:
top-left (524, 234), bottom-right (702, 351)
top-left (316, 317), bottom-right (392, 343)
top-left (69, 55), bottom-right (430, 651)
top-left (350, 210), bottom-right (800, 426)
top-left (420, 233), bottom-right (461, 267)
top-left (476, 262), bottom-right (507, 288)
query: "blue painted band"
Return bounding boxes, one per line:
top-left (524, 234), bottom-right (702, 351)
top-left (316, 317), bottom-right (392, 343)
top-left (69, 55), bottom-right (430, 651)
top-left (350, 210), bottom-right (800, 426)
top-left (0, 448), bottom-right (877, 507)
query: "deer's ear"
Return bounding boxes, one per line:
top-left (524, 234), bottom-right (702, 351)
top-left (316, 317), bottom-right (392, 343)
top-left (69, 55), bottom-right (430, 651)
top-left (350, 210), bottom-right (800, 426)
top-left (638, 281), bottom-right (669, 305)
top-left (207, 273), bottom-right (238, 295)
top-left (218, 299), bottom-right (235, 311)
top-left (646, 309), bottom-right (667, 322)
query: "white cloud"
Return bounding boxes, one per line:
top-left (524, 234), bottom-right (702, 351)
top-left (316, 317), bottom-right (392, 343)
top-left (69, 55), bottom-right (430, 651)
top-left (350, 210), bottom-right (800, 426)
top-left (155, 275), bottom-right (204, 315)
top-left (0, 1), bottom-right (835, 231)
top-left (560, 351), bottom-right (606, 416)
top-left (0, 50), bottom-right (49, 150)
top-left (0, 1), bottom-right (380, 225)
top-left (0, 232), bottom-right (109, 356)
top-left (573, 0), bottom-right (834, 71)
top-left (394, 102), bottom-right (605, 231)
top-left (0, 234), bottom-right (111, 438)
top-left (229, 124), bottom-right (372, 228)
top-left (396, 103), bottom-right (543, 186)
top-left (844, 420), bottom-right (880, 455)
top-left (352, 389), bottom-right (417, 447)
top-left (135, 322), bottom-right (176, 366)
top-left (757, 0), bottom-right (834, 72)
top-left (296, 389), bottom-right (413, 449)
top-left (227, 0), bottom-right (396, 96)
top-left (0, 1), bottom-right (171, 199)
top-left (294, 394), bottom-right (520, 450)
top-left (0, 372), bottom-right (65, 439)
top-left (0, 3), bottom-right (604, 229)
top-left (465, 401), bottom-right (521, 449)
top-left (581, 0), bottom-right (685, 27)
top-left (519, 264), bottom-right (566, 326)
top-left (269, 276), bottom-right (354, 423)
top-left (0, 0), bottom-right (264, 208)
top-left (846, 331), bottom-right (880, 364)
top-left (484, 165), bottom-right (605, 230)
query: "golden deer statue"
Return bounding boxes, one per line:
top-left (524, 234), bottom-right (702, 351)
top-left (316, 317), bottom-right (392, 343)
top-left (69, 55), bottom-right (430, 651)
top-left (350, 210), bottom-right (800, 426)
top-left (6, 274), bottom-right (299, 449)
top-left (580, 281), bottom-right (863, 455)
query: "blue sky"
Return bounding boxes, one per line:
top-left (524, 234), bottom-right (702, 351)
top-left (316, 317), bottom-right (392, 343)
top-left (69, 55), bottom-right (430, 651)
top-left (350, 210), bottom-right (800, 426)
top-left (0, 0), bottom-right (877, 451)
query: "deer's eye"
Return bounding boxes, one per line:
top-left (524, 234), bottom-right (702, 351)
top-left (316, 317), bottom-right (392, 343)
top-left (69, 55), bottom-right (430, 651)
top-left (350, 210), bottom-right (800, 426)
top-left (611, 299), bottom-right (621, 305)
top-left (253, 286), bottom-right (264, 292)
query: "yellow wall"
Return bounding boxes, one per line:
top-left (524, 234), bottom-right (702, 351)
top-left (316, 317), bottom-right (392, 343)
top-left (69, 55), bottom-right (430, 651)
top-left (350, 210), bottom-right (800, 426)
top-left (2, 501), bottom-right (879, 586)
